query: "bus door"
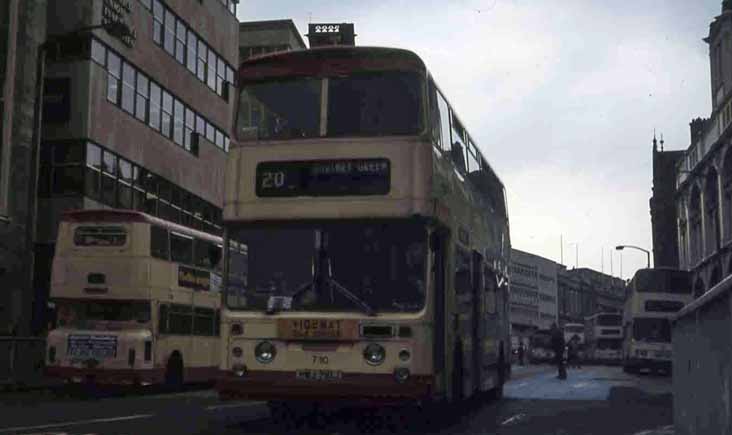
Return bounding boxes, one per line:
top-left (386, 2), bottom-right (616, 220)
top-left (471, 251), bottom-right (484, 391)
top-left (430, 229), bottom-right (447, 392)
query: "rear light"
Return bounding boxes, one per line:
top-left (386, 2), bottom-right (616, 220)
top-left (128, 348), bottom-right (136, 367)
top-left (144, 341), bottom-right (152, 361)
top-left (48, 346), bottom-right (56, 363)
top-left (230, 323), bottom-right (243, 336)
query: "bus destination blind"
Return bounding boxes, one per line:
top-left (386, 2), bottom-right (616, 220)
top-left (256, 158), bottom-right (390, 197)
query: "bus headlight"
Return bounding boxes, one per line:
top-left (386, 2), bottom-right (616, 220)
top-left (48, 346), bottom-right (56, 364)
top-left (394, 367), bottom-right (410, 383)
top-left (364, 343), bottom-right (386, 365)
top-left (254, 341), bottom-right (276, 364)
top-left (399, 349), bottom-right (411, 362)
top-left (232, 346), bottom-right (243, 358)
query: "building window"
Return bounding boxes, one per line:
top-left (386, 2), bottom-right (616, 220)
top-left (216, 57), bottom-right (226, 96)
top-left (197, 40), bottom-right (206, 82)
top-left (173, 98), bottom-right (184, 146)
top-left (147, 1), bottom-right (234, 98)
top-left (185, 107), bottom-right (195, 152)
top-left (175, 19), bottom-right (186, 64)
top-left (148, 82), bottom-right (161, 131)
top-left (106, 51), bottom-right (121, 104)
top-left (152, 0), bottom-right (164, 44)
top-left (121, 62), bottom-right (136, 114)
top-left (91, 39), bottom-right (106, 65)
top-left (101, 150), bottom-right (117, 206)
top-left (94, 39), bottom-right (229, 154)
top-left (161, 90), bottom-right (173, 139)
top-left (207, 49), bottom-right (216, 91)
top-left (118, 157), bottom-right (133, 208)
top-left (85, 142), bottom-right (102, 200)
top-left (163, 9), bottom-right (175, 55)
top-left (186, 30), bottom-right (197, 74)
top-left (135, 72), bottom-right (149, 122)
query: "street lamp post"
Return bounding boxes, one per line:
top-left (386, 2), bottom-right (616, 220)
top-left (615, 245), bottom-right (651, 269)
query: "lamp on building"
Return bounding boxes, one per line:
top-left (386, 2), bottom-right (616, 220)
top-left (615, 245), bottom-right (651, 269)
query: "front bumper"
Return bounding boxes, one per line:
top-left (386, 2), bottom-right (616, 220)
top-left (216, 370), bottom-right (433, 404)
top-left (45, 366), bottom-right (164, 385)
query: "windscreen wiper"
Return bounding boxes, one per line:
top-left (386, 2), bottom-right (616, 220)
top-left (327, 277), bottom-right (377, 317)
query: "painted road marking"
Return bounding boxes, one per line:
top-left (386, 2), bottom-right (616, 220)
top-left (0, 415), bottom-right (154, 434)
top-left (205, 402), bottom-right (265, 411)
top-left (500, 413), bottom-right (526, 426)
top-left (631, 425), bottom-right (675, 435)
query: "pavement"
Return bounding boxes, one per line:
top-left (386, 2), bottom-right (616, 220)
top-left (0, 364), bottom-right (676, 435)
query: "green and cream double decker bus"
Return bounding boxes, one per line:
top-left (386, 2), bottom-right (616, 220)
top-left (45, 209), bottom-right (222, 386)
top-left (216, 46), bottom-right (512, 423)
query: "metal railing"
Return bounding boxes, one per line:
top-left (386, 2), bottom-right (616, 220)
top-left (0, 336), bottom-right (47, 389)
top-left (672, 275), bottom-right (732, 435)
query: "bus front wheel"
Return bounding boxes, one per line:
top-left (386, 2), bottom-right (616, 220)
top-left (489, 347), bottom-right (506, 400)
top-left (165, 353), bottom-right (184, 389)
top-left (451, 343), bottom-right (464, 403)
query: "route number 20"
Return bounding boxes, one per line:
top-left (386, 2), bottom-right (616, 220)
top-left (261, 171), bottom-right (285, 188)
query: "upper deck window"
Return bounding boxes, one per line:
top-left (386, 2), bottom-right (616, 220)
top-left (237, 72), bottom-right (424, 141)
top-left (73, 226), bottom-right (127, 247)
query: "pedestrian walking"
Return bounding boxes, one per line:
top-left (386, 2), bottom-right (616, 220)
top-left (550, 323), bottom-right (566, 379)
top-left (518, 342), bottom-right (525, 366)
top-left (567, 338), bottom-right (578, 369)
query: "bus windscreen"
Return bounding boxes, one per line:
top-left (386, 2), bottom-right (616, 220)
top-left (226, 221), bottom-right (427, 313)
top-left (633, 269), bottom-right (692, 294)
top-left (237, 72), bottom-right (423, 141)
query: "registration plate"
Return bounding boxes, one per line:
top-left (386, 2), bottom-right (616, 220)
top-left (296, 369), bottom-right (343, 381)
top-left (278, 319), bottom-right (358, 340)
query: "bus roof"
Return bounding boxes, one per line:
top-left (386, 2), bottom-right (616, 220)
top-left (238, 46), bottom-right (427, 83)
top-left (61, 209), bottom-right (222, 244)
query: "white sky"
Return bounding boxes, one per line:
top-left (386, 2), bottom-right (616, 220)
top-left (238, 1), bottom-right (722, 279)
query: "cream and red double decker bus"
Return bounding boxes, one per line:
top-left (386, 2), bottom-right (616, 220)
top-left (45, 209), bottom-right (223, 386)
top-left (216, 46), bottom-right (512, 423)
top-left (622, 268), bottom-right (692, 375)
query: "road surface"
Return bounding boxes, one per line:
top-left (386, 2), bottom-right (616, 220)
top-left (0, 365), bottom-right (674, 434)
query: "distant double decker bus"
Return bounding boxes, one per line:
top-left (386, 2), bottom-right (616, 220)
top-left (45, 209), bottom-right (223, 386)
top-left (622, 268), bottom-right (692, 374)
top-left (528, 329), bottom-right (555, 364)
top-left (216, 46), bottom-right (512, 424)
top-left (584, 313), bottom-right (622, 364)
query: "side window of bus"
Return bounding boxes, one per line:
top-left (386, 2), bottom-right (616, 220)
top-left (158, 304), bottom-right (169, 333)
top-left (436, 89), bottom-right (451, 154)
top-left (151, 226), bottom-right (169, 259)
top-left (167, 304), bottom-right (192, 335)
top-left (214, 309), bottom-right (220, 336)
top-left (194, 239), bottom-right (220, 269)
top-left (484, 266), bottom-right (497, 314)
top-left (170, 232), bottom-right (194, 265)
top-left (466, 139), bottom-right (481, 174)
top-left (455, 249), bottom-right (471, 294)
top-left (193, 307), bottom-right (215, 336)
top-left (428, 80), bottom-right (441, 150)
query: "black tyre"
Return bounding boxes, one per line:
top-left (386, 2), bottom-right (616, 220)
top-left (489, 348), bottom-right (505, 400)
top-left (452, 344), bottom-right (464, 403)
top-left (164, 353), bottom-right (184, 389)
